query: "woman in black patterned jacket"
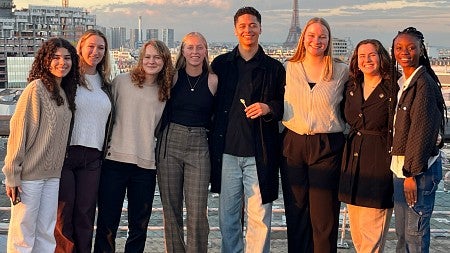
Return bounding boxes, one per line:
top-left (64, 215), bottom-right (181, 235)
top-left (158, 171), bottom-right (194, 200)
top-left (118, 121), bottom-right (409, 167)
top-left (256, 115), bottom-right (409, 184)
top-left (390, 27), bottom-right (446, 253)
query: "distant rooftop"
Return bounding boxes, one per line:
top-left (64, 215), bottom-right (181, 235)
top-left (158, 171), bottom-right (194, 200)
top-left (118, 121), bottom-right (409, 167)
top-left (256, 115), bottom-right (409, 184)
top-left (0, 89), bottom-right (21, 105)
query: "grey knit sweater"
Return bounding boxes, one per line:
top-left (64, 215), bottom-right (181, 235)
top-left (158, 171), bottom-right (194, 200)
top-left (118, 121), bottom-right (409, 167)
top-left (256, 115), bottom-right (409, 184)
top-left (2, 79), bottom-right (72, 187)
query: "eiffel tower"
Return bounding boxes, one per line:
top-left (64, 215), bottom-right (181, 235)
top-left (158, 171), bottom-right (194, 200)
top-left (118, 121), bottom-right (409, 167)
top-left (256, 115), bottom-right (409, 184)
top-left (283, 0), bottom-right (301, 49)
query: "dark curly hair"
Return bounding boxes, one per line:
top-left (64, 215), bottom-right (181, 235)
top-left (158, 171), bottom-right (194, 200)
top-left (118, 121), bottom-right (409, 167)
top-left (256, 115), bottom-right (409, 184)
top-left (130, 40), bottom-right (174, 102)
top-left (28, 38), bottom-right (79, 112)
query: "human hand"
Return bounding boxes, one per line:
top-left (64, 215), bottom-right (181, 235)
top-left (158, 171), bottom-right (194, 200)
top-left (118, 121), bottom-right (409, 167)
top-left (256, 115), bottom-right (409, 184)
top-left (245, 102), bottom-right (270, 119)
top-left (403, 177), bottom-right (417, 207)
top-left (6, 186), bottom-right (22, 205)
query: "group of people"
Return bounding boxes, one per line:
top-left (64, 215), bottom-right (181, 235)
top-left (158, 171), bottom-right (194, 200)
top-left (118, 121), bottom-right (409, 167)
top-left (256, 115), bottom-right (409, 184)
top-left (1, 5), bottom-right (445, 253)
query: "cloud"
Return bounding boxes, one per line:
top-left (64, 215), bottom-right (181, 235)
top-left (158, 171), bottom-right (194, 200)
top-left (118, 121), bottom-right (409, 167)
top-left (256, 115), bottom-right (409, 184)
top-left (84, 0), bottom-right (450, 47)
top-left (311, 1), bottom-right (449, 17)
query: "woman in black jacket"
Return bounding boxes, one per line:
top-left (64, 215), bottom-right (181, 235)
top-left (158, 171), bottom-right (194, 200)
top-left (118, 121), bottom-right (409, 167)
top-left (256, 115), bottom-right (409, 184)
top-left (339, 39), bottom-right (398, 252)
top-left (390, 27), bottom-right (446, 253)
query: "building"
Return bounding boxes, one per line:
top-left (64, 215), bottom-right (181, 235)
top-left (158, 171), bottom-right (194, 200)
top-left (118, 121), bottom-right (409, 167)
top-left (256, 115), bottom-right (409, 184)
top-left (0, 0), bottom-right (13, 19)
top-left (5, 57), bottom-right (34, 88)
top-left (146, 28), bottom-right (159, 41)
top-left (107, 27), bottom-right (127, 50)
top-left (0, 1), bottom-right (96, 88)
top-left (13, 5), bottom-right (96, 43)
top-left (332, 37), bottom-right (353, 61)
top-left (161, 28), bottom-right (174, 48)
top-left (110, 49), bottom-right (136, 73)
top-left (130, 28), bottom-right (140, 49)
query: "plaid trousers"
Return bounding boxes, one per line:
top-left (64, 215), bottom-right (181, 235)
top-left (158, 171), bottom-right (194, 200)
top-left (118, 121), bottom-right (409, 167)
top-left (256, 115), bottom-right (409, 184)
top-left (157, 123), bottom-right (210, 253)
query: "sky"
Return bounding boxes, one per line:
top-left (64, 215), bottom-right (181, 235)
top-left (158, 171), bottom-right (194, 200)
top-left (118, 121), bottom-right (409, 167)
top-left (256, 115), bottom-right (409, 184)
top-left (13, 0), bottom-right (450, 48)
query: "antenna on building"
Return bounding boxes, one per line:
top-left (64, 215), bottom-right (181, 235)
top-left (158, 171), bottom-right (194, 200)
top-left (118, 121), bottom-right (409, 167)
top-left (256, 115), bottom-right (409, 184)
top-left (138, 16), bottom-right (142, 43)
top-left (61, 0), bottom-right (68, 39)
top-left (283, 0), bottom-right (301, 49)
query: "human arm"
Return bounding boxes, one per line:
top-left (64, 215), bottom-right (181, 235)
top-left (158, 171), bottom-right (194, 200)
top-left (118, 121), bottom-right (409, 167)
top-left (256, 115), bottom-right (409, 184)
top-left (247, 61), bottom-right (286, 121)
top-left (402, 75), bottom-right (441, 177)
top-left (208, 73), bottom-right (218, 96)
top-left (2, 82), bottom-right (41, 187)
top-left (5, 186), bottom-right (22, 204)
top-left (403, 176), bottom-right (417, 207)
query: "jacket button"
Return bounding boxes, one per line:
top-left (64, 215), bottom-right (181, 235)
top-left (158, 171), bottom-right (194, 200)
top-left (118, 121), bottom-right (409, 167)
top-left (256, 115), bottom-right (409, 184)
top-left (357, 132), bottom-right (361, 136)
top-left (358, 113), bottom-right (362, 117)
top-left (353, 152), bottom-right (358, 157)
top-left (107, 152), bottom-right (111, 156)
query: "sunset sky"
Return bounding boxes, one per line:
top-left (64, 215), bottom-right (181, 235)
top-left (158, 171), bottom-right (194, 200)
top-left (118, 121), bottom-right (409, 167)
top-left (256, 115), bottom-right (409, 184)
top-left (13, 0), bottom-right (450, 48)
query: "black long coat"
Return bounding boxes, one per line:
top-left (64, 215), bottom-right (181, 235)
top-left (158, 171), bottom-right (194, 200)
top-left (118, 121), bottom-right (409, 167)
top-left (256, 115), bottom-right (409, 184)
top-left (339, 79), bottom-right (396, 208)
top-left (209, 46), bottom-right (285, 204)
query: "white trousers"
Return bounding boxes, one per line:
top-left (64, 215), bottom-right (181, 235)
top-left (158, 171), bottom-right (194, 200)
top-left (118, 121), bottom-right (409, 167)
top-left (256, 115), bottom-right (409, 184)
top-left (7, 178), bottom-right (60, 253)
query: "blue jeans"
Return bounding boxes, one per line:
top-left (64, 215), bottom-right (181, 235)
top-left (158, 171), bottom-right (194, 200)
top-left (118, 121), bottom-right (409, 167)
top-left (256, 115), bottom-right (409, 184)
top-left (219, 154), bottom-right (272, 253)
top-left (393, 157), bottom-right (442, 253)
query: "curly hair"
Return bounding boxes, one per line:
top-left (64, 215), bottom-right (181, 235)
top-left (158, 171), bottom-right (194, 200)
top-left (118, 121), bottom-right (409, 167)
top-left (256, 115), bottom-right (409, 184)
top-left (28, 38), bottom-right (79, 112)
top-left (77, 29), bottom-right (112, 87)
top-left (289, 17), bottom-right (335, 82)
top-left (175, 32), bottom-right (212, 73)
top-left (130, 40), bottom-right (174, 102)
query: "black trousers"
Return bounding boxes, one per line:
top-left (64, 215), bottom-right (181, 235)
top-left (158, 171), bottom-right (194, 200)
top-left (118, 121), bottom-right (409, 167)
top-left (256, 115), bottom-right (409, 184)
top-left (280, 130), bottom-right (344, 253)
top-left (55, 145), bottom-right (102, 253)
top-left (94, 159), bottom-right (157, 253)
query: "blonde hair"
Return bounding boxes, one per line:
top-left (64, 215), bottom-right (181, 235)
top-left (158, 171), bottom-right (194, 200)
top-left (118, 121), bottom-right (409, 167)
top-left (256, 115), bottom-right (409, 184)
top-left (289, 17), bottom-right (334, 81)
top-left (175, 32), bottom-right (212, 73)
top-left (77, 29), bottom-right (112, 87)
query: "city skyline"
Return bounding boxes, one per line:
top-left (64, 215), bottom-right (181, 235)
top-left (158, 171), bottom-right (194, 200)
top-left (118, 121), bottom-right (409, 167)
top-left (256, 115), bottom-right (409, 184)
top-left (13, 0), bottom-right (450, 48)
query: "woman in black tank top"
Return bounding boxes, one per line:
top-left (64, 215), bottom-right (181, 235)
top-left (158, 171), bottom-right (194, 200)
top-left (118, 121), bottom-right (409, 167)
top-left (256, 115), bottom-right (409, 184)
top-left (156, 32), bottom-right (218, 253)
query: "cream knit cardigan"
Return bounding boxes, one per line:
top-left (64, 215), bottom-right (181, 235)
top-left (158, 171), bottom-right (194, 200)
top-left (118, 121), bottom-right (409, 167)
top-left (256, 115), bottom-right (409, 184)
top-left (2, 79), bottom-right (72, 187)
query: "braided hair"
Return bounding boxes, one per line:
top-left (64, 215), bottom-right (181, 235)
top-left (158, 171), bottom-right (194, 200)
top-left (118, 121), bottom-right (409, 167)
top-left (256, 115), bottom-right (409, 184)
top-left (390, 27), bottom-right (446, 139)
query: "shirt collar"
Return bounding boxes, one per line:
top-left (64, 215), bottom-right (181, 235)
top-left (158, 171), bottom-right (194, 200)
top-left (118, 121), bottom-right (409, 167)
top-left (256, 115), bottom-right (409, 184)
top-left (233, 45), bottom-right (264, 62)
top-left (398, 65), bottom-right (423, 91)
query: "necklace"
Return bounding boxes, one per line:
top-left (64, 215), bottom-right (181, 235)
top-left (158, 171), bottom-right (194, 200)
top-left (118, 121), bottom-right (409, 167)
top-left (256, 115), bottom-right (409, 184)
top-left (187, 72), bottom-right (202, 91)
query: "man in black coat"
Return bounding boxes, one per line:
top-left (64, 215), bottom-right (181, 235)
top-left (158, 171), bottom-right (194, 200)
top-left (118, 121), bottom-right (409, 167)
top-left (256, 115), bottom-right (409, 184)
top-left (209, 6), bottom-right (285, 253)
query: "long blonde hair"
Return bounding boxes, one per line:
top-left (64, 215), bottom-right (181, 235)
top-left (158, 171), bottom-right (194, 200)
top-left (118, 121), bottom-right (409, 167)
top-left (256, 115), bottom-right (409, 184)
top-left (175, 32), bottom-right (212, 73)
top-left (289, 17), bottom-right (334, 81)
top-left (77, 29), bottom-right (112, 87)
